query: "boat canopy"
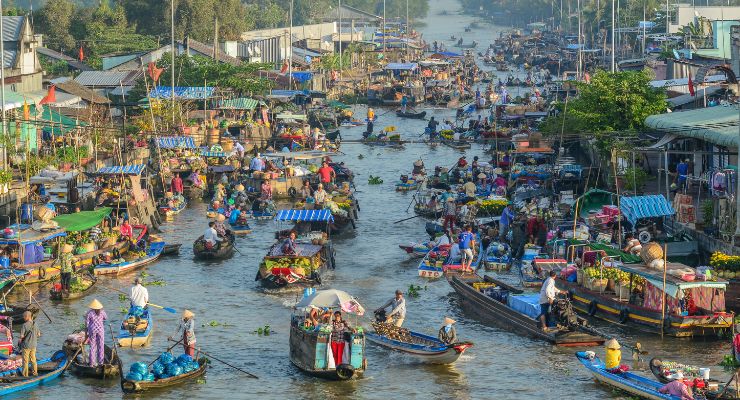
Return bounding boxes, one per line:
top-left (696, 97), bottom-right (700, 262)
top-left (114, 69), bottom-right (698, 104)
top-left (218, 98), bottom-right (261, 110)
top-left (54, 207), bottom-right (113, 232)
top-left (275, 209), bottom-right (333, 222)
top-left (619, 263), bottom-right (728, 297)
top-left (96, 164), bottom-right (146, 175)
top-left (619, 195), bottom-right (674, 226)
top-left (263, 150), bottom-right (330, 160)
top-left (275, 113), bottom-right (307, 121)
top-left (384, 63), bottom-right (418, 71)
top-left (568, 240), bottom-right (642, 264)
top-left (295, 289), bottom-right (365, 314)
top-left (149, 86), bottom-right (216, 100)
top-left (0, 224), bottom-right (66, 245)
top-left (156, 136), bottom-right (197, 149)
top-left (572, 188), bottom-right (616, 217)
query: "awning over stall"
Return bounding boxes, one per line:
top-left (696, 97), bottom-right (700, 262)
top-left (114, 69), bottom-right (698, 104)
top-left (275, 209), bottom-right (333, 222)
top-left (157, 136), bottom-right (197, 149)
top-left (619, 195), bottom-right (675, 226)
top-left (0, 225), bottom-right (66, 245)
top-left (218, 98), bottom-right (260, 110)
top-left (149, 86), bottom-right (216, 100)
top-left (96, 164), bottom-right (146, 175)
top-left (53, 207), bottom-right (113, 232)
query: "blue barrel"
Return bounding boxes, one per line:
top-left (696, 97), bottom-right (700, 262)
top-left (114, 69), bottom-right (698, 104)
top-left (20, 203), bottom-right (33, 222)
top-left (0, 257), bottom-right (9, 268)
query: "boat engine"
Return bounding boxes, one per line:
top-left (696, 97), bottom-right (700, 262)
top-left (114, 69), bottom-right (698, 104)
top-left (552, 297), bottom-right (579, 328)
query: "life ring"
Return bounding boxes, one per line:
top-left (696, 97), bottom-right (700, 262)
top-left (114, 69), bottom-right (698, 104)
top-left (619, 309), bottom-right (630, 324)
top-left (38, 267), bottom-right (47, 279)
top-left (588, 301), bottom-right (598, 316)
top-left (638, 231), bottom-right (652, 244)
top-left (288, 187), bottom-right (298, 198)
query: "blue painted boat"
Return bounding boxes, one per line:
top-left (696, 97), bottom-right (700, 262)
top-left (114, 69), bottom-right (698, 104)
top-left (366, 328), bottom-right (472, 364)
top-left (118, 308), bottom-right (153, 347)
top-left (158, 196), bottom-right (187, 218)
top-left (480, 241), bottom-right (510, 271)
top-left (230, 222), bottom-right (252, 234)
top-left (93, 242), bottom-right (166, 276)
top-left (0, 350), bottom-right (70, 395)
top-left (575, 351), bottom-right (681, 400)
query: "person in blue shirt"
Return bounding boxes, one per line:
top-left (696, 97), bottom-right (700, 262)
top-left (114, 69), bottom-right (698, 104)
top-left (250, 154), bottom-right (264, 172)
top-left (229, 207), bottom-right (241, 225)
top-left (458, 225), bottom-right (476, 271)
top-left (676, 159), bottom-right (689, 191)
top-left (499, 203), bottom-right (514, 241)
top-left (401, 95), bottom-right (409, 113)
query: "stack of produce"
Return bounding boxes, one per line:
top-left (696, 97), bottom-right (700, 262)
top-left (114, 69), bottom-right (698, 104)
top-left (68, 276), bottom-right (92, 293)
top-left (147, 353), bottom-right (200, 380)
top-left (372, 322), bottom-right (412, 343)
top-left (125, 361), bottom-right (155, 382)
top-left (477, 199), bottom-right (508, 216)
top-left (710, 252), bottom-right (740, 279)
top-left (0, 355), bottom-right (22, 372)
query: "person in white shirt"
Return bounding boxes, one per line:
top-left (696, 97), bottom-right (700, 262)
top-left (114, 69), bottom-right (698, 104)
top-left (203, 222), bottom-right (223, 246)
top-left (375, 290), bottom-right (406, 327)
top-left (453, 130), bottom-right (461, 141)
top-left (130, 277), bottom-right (149, 308)
top-left (539, 270), bottom-right (566, 332)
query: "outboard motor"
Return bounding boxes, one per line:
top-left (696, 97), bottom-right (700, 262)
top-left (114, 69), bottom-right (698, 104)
top-left (552, 297), bottom-right (579, 328)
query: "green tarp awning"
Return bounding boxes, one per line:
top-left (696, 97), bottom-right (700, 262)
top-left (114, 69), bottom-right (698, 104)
top-left (218, 98), bottom-right (261, 110)
top-left (53, 207), bottom-right (112, 232)
top-left (645, 106), bottom-right (740, 148)
top-left (328, 100), bottom-right (350, 109)
top-left (566, 239), bottom-right (643, 264)
top-left (33, 105), bottom-right (87, 135)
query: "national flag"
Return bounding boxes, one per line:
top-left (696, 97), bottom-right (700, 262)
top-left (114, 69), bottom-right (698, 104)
top-left (39, 85), bottom-right (56, 105)
top-left (78, 46), bottom-right (84, 61)
top-left (688, 72), bottom-right (695, 96)
top-left (147, 62), bottom-right (163, 82)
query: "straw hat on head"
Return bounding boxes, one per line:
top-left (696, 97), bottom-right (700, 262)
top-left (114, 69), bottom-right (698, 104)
top-left (413, 159), bottom-right (424, 167)
top-left (605, 338), bottom-right (621, 350)
top-left (477, 173), bottom-right (487, 179)
top-left (182, 309), bottom-right (194, 319)
top-left (443, 317), bottom-right (456, 326)
top-left (447, 197), bottom-right (455, 202)
top-left (166, 191), bottom-right (173, 197)
top-left (88, 299), bottom-right (104, 310)
top-left (216, 214), bottom-right (226, 222)
top-left (493, 167), bottom-right (503, 174)
top-left (62, 244), bottom-right (74, 254)
top-left (236, 184), bottom-right (245, 192)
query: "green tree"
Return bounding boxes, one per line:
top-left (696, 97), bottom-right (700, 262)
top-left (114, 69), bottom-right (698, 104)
top-left (540, 70), bottom-right (667, 155)
top-left (34, 0), bottom-right (77, 52)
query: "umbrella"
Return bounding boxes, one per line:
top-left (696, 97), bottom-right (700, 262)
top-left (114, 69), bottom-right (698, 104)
top-left (295, 289), bottom-right (365, 315)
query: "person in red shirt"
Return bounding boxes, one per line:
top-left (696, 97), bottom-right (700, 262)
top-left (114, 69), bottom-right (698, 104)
top-left (171, 175), bottom-right (184, 195)
top-left (119, 218), bottom-right (133, 242)
top-left (317, 161), bottom-right (336, 186)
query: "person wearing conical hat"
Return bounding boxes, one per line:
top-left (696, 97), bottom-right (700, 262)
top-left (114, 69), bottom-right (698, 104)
top-left (438, 317), bottom-right (458, 344)
top-left (170, 310), bottom-right (196, 357)
top-left (213, 213), bottom-right (227, 237)
top-left (604, 338), bottom-right (622, 370)
top-left (58, 244), bottom-right (78, 293)
top-left (85, 299), bottom-right (107, 367)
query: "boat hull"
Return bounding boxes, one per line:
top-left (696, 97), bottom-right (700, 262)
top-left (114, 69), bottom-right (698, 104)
top-left (289, 318), bottom-right (365, 380)
top-left (121, 358), bottom-right (207, 393)
top-left (93, 242), bottom-right (166, 276)
top-left (118, 311), bottom-right (153, 348)
top-left (576, 352), bottom-right (680, 400)
top-left (0, 350), bottom-right (69, 396)
top-left (365, 332), bottom-right (471, 364)
top-left (193, 235), bottom-right (235, 260)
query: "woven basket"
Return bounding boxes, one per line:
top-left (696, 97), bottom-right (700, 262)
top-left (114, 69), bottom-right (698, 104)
top-left (640, 242), bottom-right (663, 264)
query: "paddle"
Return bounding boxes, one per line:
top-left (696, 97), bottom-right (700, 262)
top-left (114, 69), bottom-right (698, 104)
top-left (168, 339), bottom-right (258, 379)
top-left (108, 324), bottom-right (119, 366)
top-left (393, 215), bottom-right (421, 224)
top-left (15, 278), bottom-right (52, 323)
top-left (149, 338), bottom-right (184, 367)
top-left (575, 323), bottom-right (647, 357)
top-left (101, 284), bottom-right (177, 314)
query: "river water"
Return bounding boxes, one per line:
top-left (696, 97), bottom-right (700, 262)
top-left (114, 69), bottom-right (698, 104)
top-left (13, 2), bottom-right (734, 399)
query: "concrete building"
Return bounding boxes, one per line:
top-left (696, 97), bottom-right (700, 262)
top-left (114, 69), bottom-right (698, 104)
top-left (669, 6), bottom-right (740, 34)
top-left (1, 16), bottom-right (43, 93)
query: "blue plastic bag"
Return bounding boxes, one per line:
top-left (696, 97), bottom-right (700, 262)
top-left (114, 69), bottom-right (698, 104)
top-left (145, 372), bottom-right (155, 381)
top-left (165, 363), bottom-right (182, 376)
top-left (129, 306), bottom-right (144, 317)
top-left (159, 352), bottom-right (174, 364)
top-left (151, 361), bottom-right (164, 376)
top-left (125, 372), bottom-right (143, 381)
top-left (130, 362), bottom-right (148, 375)
top-left (176, 354), bottom-right (193, 366)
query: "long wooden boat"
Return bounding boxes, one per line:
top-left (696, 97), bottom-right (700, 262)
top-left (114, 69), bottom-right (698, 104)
top-left (289, 315), bottom-right (365, 380)
top-left (162, 243), bottom-right (182, 256)
top-left (118, 308), bottom-right (153, 347)
top-left (193, 234), bottom-right (235, 260)
top-left (158, 197), bottom-right (187, 218)
top-left (558, 262), bottom-right (734, 337)
top-left (0, 350), bottom-right (70, 396)
top-left (94, 242), bottom-right (165, 275)
top-left (66, 344), bottom-right (121, 379)
top-left (575, 351), bottom-right (680, 400)
top-left (399, 242), bottom-right (430, 258)
top-left (257, 239), bottom-right (335, 289)
top-left (121, 357), bottom-right (208, 393)
top-left (447, 274), bottom-right (604, 346)
top-left (396, 110), bottom-right (427, 119)
top-left (442, 140), bottom-right (472, 150)
top-left (49, 274), bottom-right (97, 300)
top-left (230, 222), bottom-right (252, 234)
top-left (366, 327), bottom-right (472, 364)
top-left (0, 303), bottom-right (38, 325)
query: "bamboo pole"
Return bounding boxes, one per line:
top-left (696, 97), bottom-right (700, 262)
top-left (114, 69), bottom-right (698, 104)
top-left (660, 243), bottom-right (668, 338)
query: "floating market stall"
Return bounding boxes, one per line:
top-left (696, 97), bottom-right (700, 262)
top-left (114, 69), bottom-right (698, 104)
top-left (242, 151), bottom-right (330, 199)
top-left (92, 165), bottom-right (160, 229)
top-left (0, 224), bottom-right (66, 286)
top-left (154, 136), bottom-right (207, 199)
top-left (256, 210), bottom-right (336, 289)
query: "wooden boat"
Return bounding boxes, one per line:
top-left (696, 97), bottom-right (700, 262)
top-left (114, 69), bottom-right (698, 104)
top-left (65, 343), bottom-right (120, 379)
top-left (289, 290), bottom-right (366, 380)
top-left (447, 274), bottom-right (604, 346)
top-left (162, 243), bottom-right (182, 256)
top-left (575, 351), bottom-right (681, 399)
top-left (398, 242), bottom-right (430, 258)
top-left (49, 274), bottom-right (97, 300)
top-left (366, 324), bottom-right (472, 364)
top-left (158, 197), bottom-right (187, 218)
top-left (0, 304), bottom-right (38, 325)
top-left (648, 358), bottom-right (731, 398)
top-left (395, 178), bottom-right (420, 192)
top-left (257, 239), bottom-right (335, 289)
top-left (396, 110), bottom-right (427, 119)
top-left (193, 233), bottom-right (235, 260)
top-left (121, 357), bottom-right (208, 393)
top-left (230, 222), bottom-right (252, 234)
top-left (93, 242), bottom-right (166, 275)
top-left (0, 350), bottom-right (70, 396)
top-left (480, 242), bottom-right (511, 271)
top-left (118, 308), bottom-right (153, 347)
top-left (442, 140), bottom-right (472, 150)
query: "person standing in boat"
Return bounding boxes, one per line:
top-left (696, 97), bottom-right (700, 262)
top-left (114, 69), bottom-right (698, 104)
top-left (170, 310), bottom-right (196, 357)
top-left (538, 270), bottom-right (567, 332)
top-left (438, 317), bottom-right (457, 345)
top-left (427, 117), bottom-right (439, 140)
top-left (376, 290), bottom-right (406, 327)
top-left (330, 311), bottom-right (353, 366)
top-left (171, 174), bottom-right (184, 196)
top-left (58, 244), bottom-right (77, 293)
top-left (84, 299), bottom-right (107, 367)
top-left (400, 94), bottom-right (409, 113)
top-left (130, 277), bottom-right (149, 309)
top-left (19, 311), bottom-right (40, 377)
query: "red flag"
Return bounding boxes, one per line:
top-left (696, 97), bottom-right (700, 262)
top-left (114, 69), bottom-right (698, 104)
top-left (280, 59), bottom-right (289, 74)
top-left (583, 72), bottom-right (591, 84)
top-left (688, 72), bottom-right (695, 96)
top-left (147, 62), bottom-right (163, 82)
top-left (39, 86), bottom-right (56, 105)
top-left (78, 46), bottom-right (84, 61)
top-left (22, 101), bottom-right (29, 120)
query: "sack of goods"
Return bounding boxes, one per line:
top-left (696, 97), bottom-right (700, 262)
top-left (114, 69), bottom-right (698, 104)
top-left (0, 356), bottom-right (21, 372)
top-left (126, 361), bottom-right (155, 382)
top-left (149, 353), bottom-right (200, 380)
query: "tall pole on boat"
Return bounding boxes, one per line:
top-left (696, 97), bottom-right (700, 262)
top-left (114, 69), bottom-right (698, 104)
top-left (289, 0), bottom-right (294, 90)
top-left (382, 0), bottom-right (386, 55)
top-left (610, 0), bottom-right (615, 72)
top-left (660, 244), bottom-right (667, 338)
top-left (406, 0), bottom-right (409, 57)
top-left (338, 0), bottom-right (342, 71)
top-left (170, 0), bottom-right (175, 126)
top-left (0, 4), bottom-right (6, 171)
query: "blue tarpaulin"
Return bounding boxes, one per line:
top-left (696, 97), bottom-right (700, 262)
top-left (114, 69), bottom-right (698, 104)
top-left (291, 72), bottom-right (313, 83)
top-left (157, 136), bottom-right (197, 149)
top-left (270, 90), bottom-right (310, 97)
top-left (201, 150), bottom-right (226, 158)
top-left (507, 294), bottom-right (541, 320)
top-left (149, 86), bottom-right (216, 100)
top-left (96, 164), bottom-right (146, 175)
top-left (275, 209), bottom-right (334, 222)
top-left (619, 195), bottom-right (675, 226)
top-left (384, 63), bottom-right (418, 71)
top-left (434, 51), bottom-right (462, 58)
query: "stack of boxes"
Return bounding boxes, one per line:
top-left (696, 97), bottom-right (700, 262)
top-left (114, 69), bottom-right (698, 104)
top-left (673, 194), bottom-right (695, 224)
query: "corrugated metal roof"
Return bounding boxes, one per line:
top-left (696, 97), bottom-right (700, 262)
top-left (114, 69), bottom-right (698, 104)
top-left (74, 70), bottom-right (142, 87)
top-left (2, 16), bottom-right (23, 42)
top-left (56, 80), bottom-right (111, 104)
top-left (218, 97), bottom-right (259, 110)
top-left (149, 86), bottom-right (216, 99)
top-left (645, 105), bottom-right (740, 148)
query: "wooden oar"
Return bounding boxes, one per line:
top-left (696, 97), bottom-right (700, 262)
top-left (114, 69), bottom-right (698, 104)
top-left (393, 215), bottom-right (421, 224)
top-left (170, 340), bottom-right (258, 379)
top-left (101, 284), bottom-right (177, 314)
top-left (149, 338), bottom-right (184, 367)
